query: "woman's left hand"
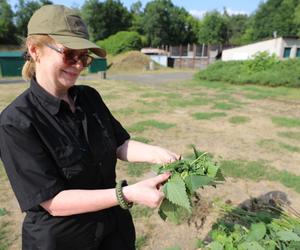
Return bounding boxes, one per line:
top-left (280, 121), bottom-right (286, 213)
top-left (117, 139), bottom-right (181, 164)
top-left (149, 145), bottom-right (181, 164)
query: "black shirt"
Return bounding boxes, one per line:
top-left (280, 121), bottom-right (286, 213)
top-left (0, 78), bottom-right (135, 250)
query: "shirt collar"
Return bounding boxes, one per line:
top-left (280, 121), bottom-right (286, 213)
top-left (29, 78), bottom-right (77, 115)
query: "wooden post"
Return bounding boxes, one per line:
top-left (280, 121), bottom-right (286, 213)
top-left (179, 44), bottom-right (182, 68)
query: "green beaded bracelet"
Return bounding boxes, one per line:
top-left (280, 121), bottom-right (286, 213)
top-left (115, 180), bottom-right (133, 210)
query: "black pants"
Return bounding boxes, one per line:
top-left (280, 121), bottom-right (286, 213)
top-left (99, 229), bottom-right (134, 250)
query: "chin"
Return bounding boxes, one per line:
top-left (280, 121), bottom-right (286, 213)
top-left (61, 71), bottom-right (80, 84)
top-left (60, 75), bottom-right (79, 87)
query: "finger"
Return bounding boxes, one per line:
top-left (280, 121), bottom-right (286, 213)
top-left (153, 172), bottom-right (171, 185)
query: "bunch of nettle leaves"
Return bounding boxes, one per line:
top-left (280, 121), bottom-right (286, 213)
top-left (155, 147), bottom-right (224, 222)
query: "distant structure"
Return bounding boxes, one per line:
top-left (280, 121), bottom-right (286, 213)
top-left (222, 36), bottom-right (300, 61)
top-left (141, 44), bottom-right (220, 69)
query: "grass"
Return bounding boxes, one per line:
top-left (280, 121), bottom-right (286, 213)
top-left (127, 119), bottom-right (176, 132)
top-left (126, 162), bottom-right (152, 177)
top-left (212, 102), bottom-right (240, 110)
top-left (279, 142), bottom-right (300, 153)
top-left (1, 72), bottom-right (300, 249)
top-left (163, 246), bottom-right (182, 250)
top-left (278, 131), bottom-right (300, 141)
top-left (258, 138), bottom-right (300, 153)
top-left (272, 116), bottom-right (300, 128)
top-left (257, 139), bottom-right (281, 153)
top-left (130, 136), bottom-right (151, 144)
top-left (131, 205), bottom-right (153, 219)
top-left (241, 84), bottom-right (299, 99)
top-left (137, 109), bottom-right (158, 115)
top-left (220, 160), bottom-right (300, 193)
top-left (0, 222), bottom-right (11, 250)
top-left (229, 116), bottom-right (251, 124)
top-left (135, 234), bottom-right (149, 250)
top-left (0, 209), bottom-right (7, 217)
top-left (166, 96), bottom-right (210, 107)
top-left (140, 92), bottom-right (181, 99)
top-left (112, 107), bottom-right (135, 116)
top-left (192, 112), bottom-right (226, 120)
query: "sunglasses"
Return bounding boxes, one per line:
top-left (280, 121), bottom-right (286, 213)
top-left (45, 43), bottom-right (94, 67)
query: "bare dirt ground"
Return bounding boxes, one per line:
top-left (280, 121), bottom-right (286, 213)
top-left (1, 70), bottom-right (300, 250)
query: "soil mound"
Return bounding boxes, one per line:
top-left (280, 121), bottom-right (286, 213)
top-left (107, 51), bottom-right (162, 72)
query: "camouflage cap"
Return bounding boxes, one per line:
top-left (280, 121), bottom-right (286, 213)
top-left (28, 5), bottom-right (106, 58)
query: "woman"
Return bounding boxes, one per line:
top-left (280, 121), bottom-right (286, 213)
top-left (0, 5), bottom-right (180, 250)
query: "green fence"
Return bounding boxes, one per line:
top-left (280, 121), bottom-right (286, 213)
top-left (0, 51), bottom-right (24, 77)
top-left (89, 58), bottom-right (107, 73)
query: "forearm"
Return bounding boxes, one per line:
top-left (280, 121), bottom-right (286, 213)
top-left (117, 140), bottom-right (156, 162)
top-left (117, 139), bottom-right (180, 164)
top-left (41, 172), bottom-right (172, 216)
top-left (40, 189), bottom-right (117, 216)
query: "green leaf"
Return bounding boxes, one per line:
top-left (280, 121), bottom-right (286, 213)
top-left (293, 224), bottom-right (300, 236)
top-left (184, 175), bottom-right (213, 192)
top-left (207, 163), bottom-right (219, 177)
top-left (158, 199), bottom-right (189, 224)
top-left (208, 241), bottom-right (224, 250)
top-left (238, 241), bottom-right (265, 250)
top-left (163, 173), bottom-right (191, 211)
top-left (276, 230), bottom-right (300, 242)
top-left (246, 223), bottom-right (266, 241)
top-left (262, 240), bottom-right (276, 250)
top-left (192, 144), bottom-right (200, 158)
top-left (287, 241), bottom-right (300, 249)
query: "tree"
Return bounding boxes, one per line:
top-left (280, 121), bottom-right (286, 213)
top-left (252, 0), bottom-right (300, 40)
top-left (81, 0), bottom-right (132, 41)
top-left (142, 0), bottom-right (196, 47)
top-left (14, 0), bottom-right (52, 39)
top-left (129, 1), bottom-right (143, 33)
top-left (130, 0), bottom-right (142, 15)
top-left (198, 10), bottom-right (228, 45)
top-left (222, 9), bottom-right (250, 46)
top-left (0, 0), bottom-right (18, 44)
top-left (185, 14), bottom-right (201, 44)
top-left (293, 3), bottom-right (300, 36)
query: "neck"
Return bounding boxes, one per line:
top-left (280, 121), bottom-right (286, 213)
top-left (34, 75), bottom-right (75, 112)
top-left (35, 73), bottom-right (68, 98)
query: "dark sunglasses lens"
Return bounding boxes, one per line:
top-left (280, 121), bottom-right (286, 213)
top-left (63, 50), bottom-right (92, 67)
top-left (79, 55), bottom-right (89, 67)
top-left (63, 50), bottom-right (77, 65)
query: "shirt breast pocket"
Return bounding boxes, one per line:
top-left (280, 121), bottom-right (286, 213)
top-left (53, 145), bottom-right (84, 180)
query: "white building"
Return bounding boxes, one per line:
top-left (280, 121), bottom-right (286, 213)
top-left (222, 36), bottom-right (300, 61)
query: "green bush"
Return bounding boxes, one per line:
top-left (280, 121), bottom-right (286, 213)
top-left (196, 56), bottom-right (300, 88)
top-left (96, 31), bottom-right (143, 55)
top-left (243, 51), bottom-right (279, 73)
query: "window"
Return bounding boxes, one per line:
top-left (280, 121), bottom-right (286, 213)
top-left (296, 48), bottom-right (300, 58)
top-left (283, 47), bottom-right (291, 58)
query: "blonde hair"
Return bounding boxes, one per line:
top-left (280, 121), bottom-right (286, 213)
top-left (22, 35), bottom-right (54, 81)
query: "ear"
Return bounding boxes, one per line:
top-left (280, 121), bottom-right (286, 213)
top-left (27, 43), bottom-right (40, 62)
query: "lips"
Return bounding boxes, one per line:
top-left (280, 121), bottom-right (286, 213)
top-left (62, 70), bottom-right (79, 78)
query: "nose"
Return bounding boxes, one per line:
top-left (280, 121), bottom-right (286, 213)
top-left (74, 58), bottom-right (84, 70)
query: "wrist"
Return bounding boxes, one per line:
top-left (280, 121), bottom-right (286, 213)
top-left (115, 180), bottom-right (133, 209)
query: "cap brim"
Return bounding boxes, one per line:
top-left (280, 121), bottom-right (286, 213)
top-left (50, 35), bottom-right (106, 58)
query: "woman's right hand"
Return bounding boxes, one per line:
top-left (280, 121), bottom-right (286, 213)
top-left (122, 172), bottom-right (171, 208)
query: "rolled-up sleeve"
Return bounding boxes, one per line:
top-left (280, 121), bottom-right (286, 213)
top-left (0, 124), bottom-right (65, 212)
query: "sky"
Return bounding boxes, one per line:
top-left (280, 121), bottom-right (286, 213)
top-left (9, 0), bottom-right (266, 18)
